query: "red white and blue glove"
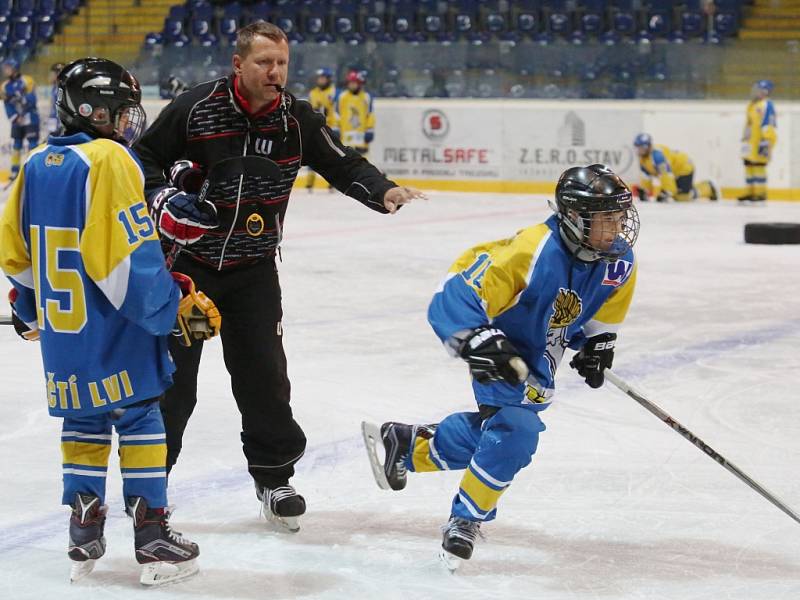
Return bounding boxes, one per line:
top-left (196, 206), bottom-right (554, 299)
top-left (150, 187), bottom-right (218, 246)
top-left (8, 288), bottom-right (39, 341)
top-left (169, 160), bottom-right (205, 193)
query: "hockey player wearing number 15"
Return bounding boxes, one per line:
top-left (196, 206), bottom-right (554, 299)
top-left (0, 58), bottom-right (221, 586)
top-left (363, 164), bottom-right (640, 569)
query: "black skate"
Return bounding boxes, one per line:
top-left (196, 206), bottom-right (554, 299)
top-left (361, 421), bottom-right (414, 491)
top-left (256, 484), bottom-right (306, 533)
top-left (127, 496), bottom-right (199, 586)
top-left (68, 493), bottom-right (107, 582)
top-left (439, 515), bottom-right (483, 571)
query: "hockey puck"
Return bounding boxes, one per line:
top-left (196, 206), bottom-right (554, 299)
top-left (744, 223), bottom-right (800, 245)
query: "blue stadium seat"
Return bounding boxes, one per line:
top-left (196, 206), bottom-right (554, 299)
top-left (168, 5), bottom-right (187, 21)
top-left (713, 0), bottom-right (740, 37)
top-left (646, 0), bottom-right (673, 37)
top-left (389, 0), bottom-right (416, 37)
top-left (0, 0), bottom-right (10, 19)
top-left (190, 1), bottom-right (213, 21)
top-left (38, 0), bottom-right (58, 18)
top-left (62, 0), bottom-right (80, 14)
top-left (218, 3), bottom-right (240, 41)
top-left (144, 31), bottom-right (163, 51)
top-left (363, 14), bottom-right (386, 37)
top-left (542, 0), bottom-right (572, 37)
top-left (579, 0), bottom-right (606, 37)
top-left (36, 16), bottom-right (55, 42)
top-left (609, 0), bottom-right (636, 36)
top-left (304, 3), bottom-right (330, 42)
top-left (247, 0), bottom-right (270, 21)
top-left (13, 0), bottom-right (35, 18)
top-left (0, 20), bottom-right (9, 41)
top-left (678, 0), bottom-right (704, 38)
top-left (190, 17), bottom-right (213, 39)
top-left (10, 16), bottom-right (32, 48)
top-left (513, 0), bottom-right (540, 38)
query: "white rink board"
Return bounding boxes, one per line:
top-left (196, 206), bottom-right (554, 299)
top-left (2, 97), bottom-right (796, 191)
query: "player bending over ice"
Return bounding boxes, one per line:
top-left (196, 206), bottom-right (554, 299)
top-left (363, 164), bottom-right (640, 570)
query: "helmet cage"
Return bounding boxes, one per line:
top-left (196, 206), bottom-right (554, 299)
top-left (552, 166), bottom-right (640, 262)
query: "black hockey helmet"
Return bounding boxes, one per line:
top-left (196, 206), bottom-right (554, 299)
top-left (551, 164), bottom-right (639, 262)
top-left (56, 57), bottom-right (146, 145)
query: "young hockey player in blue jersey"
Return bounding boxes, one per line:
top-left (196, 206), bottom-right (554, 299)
top-left (1, 58), bottom-right (39, 183)
top-left (0, 58), bottom-right (221, 586)
top-left (363, 164), bottom-right (640, 569)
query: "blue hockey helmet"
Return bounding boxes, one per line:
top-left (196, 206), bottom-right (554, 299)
top-left (755, 79), bottom-right (774, 94)
top-left (316, 67), bottom-right (333, 78)
top-left (633, 133), bottom-right (652, 148)
top-left (2, 57), bottom-right (20, 73)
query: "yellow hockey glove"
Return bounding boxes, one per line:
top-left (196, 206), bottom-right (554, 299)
top-left (172, 273), bottom-right (221, 347)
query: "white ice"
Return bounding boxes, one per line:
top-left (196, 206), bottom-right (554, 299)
top-left (1, 192), bottom-right (799, 599)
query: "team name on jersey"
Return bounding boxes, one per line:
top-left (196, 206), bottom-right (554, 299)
top-left (46, 369), bottom-right (135, 411)
top-left (602, 259), bottom-right (633, 287)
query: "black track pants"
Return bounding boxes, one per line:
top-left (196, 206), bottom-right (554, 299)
top-left (161, 257), bottom-right (307, 489)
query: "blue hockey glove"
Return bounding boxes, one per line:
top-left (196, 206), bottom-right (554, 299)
top-left (364, 129), bottom-right (374, 144)
top-left (150, 187), bottom-right (218, 246)
top-left (570, 333), bottom-right (616, 388)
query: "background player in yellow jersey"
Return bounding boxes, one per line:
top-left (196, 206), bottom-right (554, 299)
top-left (739, 80), bottom-right (776, 203)
top-left (0, 58), bottom-right (220, 586)
top-left (633, 133), bottom-right (717, 203)
top-left (306, 67), bottom-right (337, 191)
top-left (363, 164), bottom-right (640, 569)
top-left (335, 70), bottom-right (374, 156)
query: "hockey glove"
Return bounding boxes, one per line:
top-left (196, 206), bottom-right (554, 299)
top-left (456, 326), bottom-right (529, 385)
top-left (150, 187), bottom-right (218, 246)
top-left (8, 288), bottom-right (39, 341)
top-left (758, 140), bottom-right (771, 159)
top-left (569, 333), bottom-right (616, 389)
top-left (364, 129), bottom-right (374, 144)
top-left (171, 273), bottom-right (221, 347)
top-left (169, 160), bottom-right (205, 193)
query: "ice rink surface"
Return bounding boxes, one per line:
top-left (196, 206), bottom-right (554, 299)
top-left (0, 190), bottom-right (799, 599)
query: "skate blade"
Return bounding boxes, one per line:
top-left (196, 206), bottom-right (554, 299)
top-left (361, 421), bottom-right (391, 490)
top-left (438, 548), bottom-right (462, 573)
top-left (140, 559), bottom-right (199, 586)
top-left (265, 513), bottom-right (300, 533)
top-left (70, 559), bottom-right (96, 583)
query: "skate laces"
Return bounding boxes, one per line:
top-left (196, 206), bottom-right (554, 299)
top-left (267, 485), bottom-right (297, 508)
top-left (442, 517), bottom-right (484, 544)
top-left (161, 507), bottom-right (191, 546)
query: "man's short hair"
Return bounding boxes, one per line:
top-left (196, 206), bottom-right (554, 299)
top-left (235, 21), bottom-right (288, 57)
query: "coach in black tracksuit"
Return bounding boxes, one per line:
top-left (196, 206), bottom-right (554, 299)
top-left (134, 21), bottom-right (422, 526)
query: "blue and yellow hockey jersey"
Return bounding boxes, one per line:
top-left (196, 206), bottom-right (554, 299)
top-left (742, 97), bottom-right (777, 164)
top-left (2, 74), bottom-right (39, 129)
top-left (428, 215), bottom-right (637, 410)
top-left (0, 132), bottom-right (183, 417)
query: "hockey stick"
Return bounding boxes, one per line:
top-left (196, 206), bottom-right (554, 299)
top-left (164, 155), bottom-right (282, 269)
top-left (604, 369), bottom-right (800, 526)
top-left (0, 315), bottom-right (11, 326)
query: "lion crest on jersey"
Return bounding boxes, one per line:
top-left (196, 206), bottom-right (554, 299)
top-left (549, 288), bottom-right (582, 328)
top-left (544, 288), bottom-right (583, 379)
